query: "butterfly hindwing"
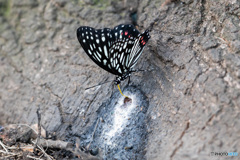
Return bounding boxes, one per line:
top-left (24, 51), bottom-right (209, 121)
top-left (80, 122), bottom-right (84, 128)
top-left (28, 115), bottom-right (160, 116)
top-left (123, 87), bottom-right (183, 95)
top-left (108, 38), bottom-right (135, 75)
top-left (127, 30), bottom-right (151, 68)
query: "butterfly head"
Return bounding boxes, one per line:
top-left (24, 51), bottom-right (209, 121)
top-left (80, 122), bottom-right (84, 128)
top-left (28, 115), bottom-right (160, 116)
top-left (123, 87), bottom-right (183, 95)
top-left (114, 78), bottom-right (121, 85)
top-left (114, 70), bottom-right (132, 85)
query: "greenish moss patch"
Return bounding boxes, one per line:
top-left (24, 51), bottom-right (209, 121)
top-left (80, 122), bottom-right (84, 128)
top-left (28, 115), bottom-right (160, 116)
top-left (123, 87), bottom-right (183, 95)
top-left (0, 0), bottom-right (11, 17)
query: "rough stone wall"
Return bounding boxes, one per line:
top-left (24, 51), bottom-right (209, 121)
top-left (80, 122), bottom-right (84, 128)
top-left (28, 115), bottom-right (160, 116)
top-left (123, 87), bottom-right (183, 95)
top-left (0, 0), bottom-right (239, 160)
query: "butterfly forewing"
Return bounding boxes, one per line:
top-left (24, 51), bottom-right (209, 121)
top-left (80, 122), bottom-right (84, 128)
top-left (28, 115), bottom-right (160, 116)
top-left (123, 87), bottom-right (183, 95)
top-left (77, 26), bottom-right (116, 75)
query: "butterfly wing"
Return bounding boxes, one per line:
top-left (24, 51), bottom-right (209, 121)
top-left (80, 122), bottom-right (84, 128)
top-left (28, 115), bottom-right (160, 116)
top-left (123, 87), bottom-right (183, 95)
top-left (107, 24), bottom-right (141, 76)
top-left (76, 26), bottom-right (117, 75)
top-left (127, 29), bottom-right (151, 69)
top-left (108, 37), bottom-right (135, 75)
top-left (76, 24), bottom-right (150, 76)
top-left (108, 28), bottom-right (151, 75)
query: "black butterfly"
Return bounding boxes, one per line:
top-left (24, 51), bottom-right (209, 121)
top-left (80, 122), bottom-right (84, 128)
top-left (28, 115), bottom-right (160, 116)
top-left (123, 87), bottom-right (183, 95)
top-left (76, 24), bottom-right (150, 86)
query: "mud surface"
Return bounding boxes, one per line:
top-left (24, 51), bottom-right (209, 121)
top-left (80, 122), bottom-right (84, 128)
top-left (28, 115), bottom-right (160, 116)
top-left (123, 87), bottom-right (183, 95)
top-left (0, 0), bottom-right (240, 160)
top-left (78, 86), bottom-right (149, 159)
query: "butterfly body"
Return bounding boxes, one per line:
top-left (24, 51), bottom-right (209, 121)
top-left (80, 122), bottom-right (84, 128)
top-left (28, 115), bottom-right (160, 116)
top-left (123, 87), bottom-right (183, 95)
top-left (76, 24), bottom-right (150, 85)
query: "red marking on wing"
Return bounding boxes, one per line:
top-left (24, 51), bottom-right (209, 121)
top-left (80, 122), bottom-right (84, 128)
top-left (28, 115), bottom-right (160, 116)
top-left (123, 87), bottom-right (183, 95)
top-left (125, 31), bottom-right (128, 35)
top-left (121, 32), bottom-right (123, 35)
top-left (141, 40), bottom-right (146, 45)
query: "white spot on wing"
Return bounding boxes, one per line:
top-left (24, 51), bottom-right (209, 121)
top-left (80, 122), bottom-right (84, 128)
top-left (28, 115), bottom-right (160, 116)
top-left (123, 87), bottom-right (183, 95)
top-left (123, 42), bottom-right (127, 49)
top-left (95, 54), bottom-right (101, 62)
top-left (103, 59), bottom-right (107, 65)
top-left (88, 50), bottom-right (92, 55)
top-left (96, 39), bottom-right (99, 43)
top-left (126, 54), bottom-right (129, 65)
top-left (90, 44), bottom-right (93, 50)
top-left (102, 36), bottom-right (105, 42)
top-left (104, 45), bottom-right (108, 58)
top-left (96, 51), bottom-right (102, 58)
top-left (120, 52), bottom-right (124, 62)
top-left (118, 68), bottom-right (122, 74)
top-left (116, 64), bottom-right (119, 70)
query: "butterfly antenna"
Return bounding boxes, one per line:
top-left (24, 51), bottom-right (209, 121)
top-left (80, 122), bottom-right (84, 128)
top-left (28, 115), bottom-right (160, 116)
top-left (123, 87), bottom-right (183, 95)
top-left (85, 81), bottom-right (112, 90)
top-left (117, 84), bottom-right (129, 98)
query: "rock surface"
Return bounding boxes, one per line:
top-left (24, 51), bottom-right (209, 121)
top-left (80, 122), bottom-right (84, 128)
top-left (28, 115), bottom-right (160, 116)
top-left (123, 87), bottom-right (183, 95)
top-left (0, 0), bottom-right (239, 159)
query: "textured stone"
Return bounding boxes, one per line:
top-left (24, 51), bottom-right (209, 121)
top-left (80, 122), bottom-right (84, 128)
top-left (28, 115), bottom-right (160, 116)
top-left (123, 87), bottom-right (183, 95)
top-left (207, 48), bottom-right (222, 62)
top-left (231, 40), bottom-right (240, 53)
top-left (0, 0), bottom-right (239, 160)
top-left (202, 38), bottom-right (218, 50)
top-left (12, 0), bottom-right (38, 7)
